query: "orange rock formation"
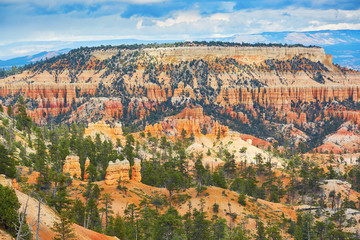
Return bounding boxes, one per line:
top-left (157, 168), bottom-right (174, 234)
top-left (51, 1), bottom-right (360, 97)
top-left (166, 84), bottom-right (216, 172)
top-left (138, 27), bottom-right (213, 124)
top-left (63, 155), bottom-right (81, 178)
top-left (146, 84), bottom-right (169, 102)
top-left (83, 158), bottom-right (90, 181)
top-left (0, 83), bottom-right (96, 124)
top-left (131, 159), bottom-right (142, 182)
top-left (84, 121), bottom-right (123, 143)
top-left (104, 99), bottom-right (123, 118)
top-left (145, 105), bottom-right (229, 137)
top-left (216, 86), bottom-right (360, 110)
top-left (105, 159), bottom-right (130, 185)
top-left (145, 123), bottom-right (163, 136)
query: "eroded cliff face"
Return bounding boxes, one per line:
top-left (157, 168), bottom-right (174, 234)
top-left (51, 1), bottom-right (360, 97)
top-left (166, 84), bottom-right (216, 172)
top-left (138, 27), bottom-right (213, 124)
top-left (145, 105), bottom-right (228, 137)
top-left (216, 86), bottom-right (360, 109)
top-left (0, 45), bottom-right (357, 126)
top-left (1, 45), bottom-right (359, 148)
top-left (0, 82), bottom-right (97, 124)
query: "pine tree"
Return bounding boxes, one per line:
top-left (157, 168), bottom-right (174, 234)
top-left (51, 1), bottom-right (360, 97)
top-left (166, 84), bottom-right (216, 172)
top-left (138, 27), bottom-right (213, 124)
top-left (7, 105), bottom-right (13, 117)
top-left (33, 128), bottom-right (50, 190)
top-left (212, 218), bottom-right (227, 239)
top-left (0, 143), bottom-right (16, 178)
top-left (153, 207), bottom-right (183, 240)
top-left (190, 209), bottom-right (211, 239)
top-left (0, 185), bottom-right (19, 237)
top-left (49, 174), bottom-right (72, 212)
top-left (100, 193), bottom-right (114, 228)
top-left (15, 96), bottom-right (32, 131)
top-left (71, 199), bottom-right (85, 225)
top-left (106, 214), bottom-right (126, 239)
top-left (51, 212), bottom-right (76, 240)
top-left (256, 220), bottom-right (266, 240)
top-left (266, 224), bottom-right (283, 240)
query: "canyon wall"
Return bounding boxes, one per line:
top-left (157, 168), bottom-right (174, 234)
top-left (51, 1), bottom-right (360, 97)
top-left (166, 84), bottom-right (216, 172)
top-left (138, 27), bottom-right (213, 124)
top-left (0, 45), bottom-right (358, 127)
top-left (216, 86), bottom-right (360, 109)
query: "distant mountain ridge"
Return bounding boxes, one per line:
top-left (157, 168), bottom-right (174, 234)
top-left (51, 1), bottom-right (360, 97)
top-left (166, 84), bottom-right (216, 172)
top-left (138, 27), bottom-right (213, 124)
top-left (0, 49), bottom-right (71, 70)
top-left (0, 29), bottom-right (359, 70)
top-left (225, 30), bottom-right (360, 71)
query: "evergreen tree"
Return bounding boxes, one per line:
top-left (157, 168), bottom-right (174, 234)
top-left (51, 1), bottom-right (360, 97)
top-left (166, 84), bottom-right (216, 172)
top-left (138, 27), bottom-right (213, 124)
top-left (71, 199), bottom-right (85, 225)
top-left (153, 207), bottom-right (184, 240)
top-left (211, 171), bottom-right (227, 189)
top-left (266, 224), bottom-right (283, 240)
top-left (49, 174), bottom-right (72, 212)
top-left (100, 193), bottom-right (114, 228)
top-left (15, 96), bottom-right (32, 131)
top-left (106, 214), bottom-right (126, 239)
top-left (212, 218), bottom-right (227, 240)
top-left (0, 185), bottom-right (19, 237)
top-left (124, 134), bottom-right (135, 165)
top-left (51, 212), bottom-right (76, 240)
top-left (7, 105), bottom-right (13, 117)
top-left (86, 197), bottom-right (102, 232)
top-left (190, 209), bottom-right (211, 239)
top-left (0, 143), bottom-right (16, 178)
top-left (33, 128), bottom-right (50, 190)
top-left (256, 220), bottom-right (266, 240)
top-left (238, 193), bottom-right (246, 206)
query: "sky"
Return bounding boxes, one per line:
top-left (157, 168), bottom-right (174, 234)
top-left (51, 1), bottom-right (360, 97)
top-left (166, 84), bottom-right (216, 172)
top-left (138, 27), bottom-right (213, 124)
top-left (0, 0), bottom-right (360, 59)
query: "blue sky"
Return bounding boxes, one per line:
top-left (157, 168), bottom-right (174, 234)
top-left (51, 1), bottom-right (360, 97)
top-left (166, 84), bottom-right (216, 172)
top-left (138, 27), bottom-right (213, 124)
top-left (0, 0), bottom-right (360, 59)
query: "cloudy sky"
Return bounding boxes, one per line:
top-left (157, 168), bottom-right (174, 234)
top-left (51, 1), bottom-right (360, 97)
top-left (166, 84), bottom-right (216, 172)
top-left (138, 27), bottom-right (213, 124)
top-left (0, 0), bottom-right (360, 59)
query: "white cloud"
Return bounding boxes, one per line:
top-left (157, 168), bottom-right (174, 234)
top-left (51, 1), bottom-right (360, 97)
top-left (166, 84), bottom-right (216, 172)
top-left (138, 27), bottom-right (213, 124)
top-left (1, 5), bottom-right (360, 59)
top-left (136, 19), bottom-right (143, 29)
top-left (304, 23), bottom-right (360, 31)
top-left (233, 34), bottom-right (268, 43)
top-left (209, 13), bottom-right (230, 22)
top-left (1, 0), bottom-right (166, 5)
top-left (156, 10), bottom-right (202, 28)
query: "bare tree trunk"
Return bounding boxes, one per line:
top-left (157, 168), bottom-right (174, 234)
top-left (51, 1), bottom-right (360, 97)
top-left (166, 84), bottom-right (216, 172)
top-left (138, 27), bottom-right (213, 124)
top-left (36, 199), bottom-right (42, 240)
top-left (105, 202), bottom-right (108, 228)
top-left (16, 196), bottom-right (31, 240)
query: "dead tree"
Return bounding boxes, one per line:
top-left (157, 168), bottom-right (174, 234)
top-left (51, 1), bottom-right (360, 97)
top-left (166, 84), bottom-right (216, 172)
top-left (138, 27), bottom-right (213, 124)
top-left (15, 195), bottom-right (34, 240)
